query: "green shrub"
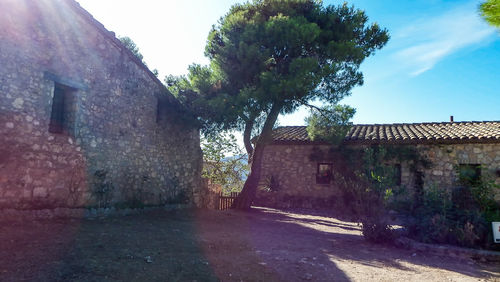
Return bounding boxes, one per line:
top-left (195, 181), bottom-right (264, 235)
top-left (262, 175), bottom-right (281, 192)
top-left (334, 172), bottom-right (397, 243)
top-left (362, 217), bottom-right (395, 243)
top-left (399, 180), bottom-right (499, 249)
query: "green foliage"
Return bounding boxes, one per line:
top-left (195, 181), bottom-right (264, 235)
top-left (118, 36), bottom-right (162, 78)
top-left (262, 175), bottom-right (281, 192)
top-left (333, 171), bottom-right (396, 243)
top-left (312, 144), bottom-right (428, 189)
top-left (420, 185), bottom-right (453, 217)
top-left (457, 164), bottom-right (482, 187)
top-left (461, 173), bottom-right (500, 222)
top-left (305, 104), bottom-right (356, 145)
top-left (202, 132), bottom-right (249, 194)
top-left (349, 146), bottom-right (499, 249)
top-left (313, 142), bottom-right (499, 248)
top-left (165, 65), bottom-right (228, 131)
top-left (313, 145), bottom-right (431, 243)
top-left (362, 218), bottom-right (396, 243)
top-left (480, 0), bottom-right (500, 28)
top-left (169, 0), bottom-right (389, 150)
top-left (361, 145), bottom-right (431, 173)
top-left (402, 179), bottom-right (500, 248)
top-left (118, 36), bottom-right (145, 63)
top-left (168, 0), bottom-right (388, 208)
top-left (336, 145), bottom-right (500, 249)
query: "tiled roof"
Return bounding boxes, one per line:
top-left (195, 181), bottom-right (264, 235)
top-left (270, 121), bottom-right (500, 144)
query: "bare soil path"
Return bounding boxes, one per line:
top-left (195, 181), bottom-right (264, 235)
top-left (0, 207), bottom-right (498, 281)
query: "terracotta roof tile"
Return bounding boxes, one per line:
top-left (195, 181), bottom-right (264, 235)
top-left (270, 121), bottom-right (500, 144)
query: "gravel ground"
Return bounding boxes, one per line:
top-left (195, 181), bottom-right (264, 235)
top-left (0, 207), bottom-right (498, 281)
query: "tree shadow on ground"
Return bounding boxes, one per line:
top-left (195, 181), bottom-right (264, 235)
top-left (193, 208), bottom-right (352, 281)
top-left (0, 211), bottom-right (218, 282)
top-left (0, 207), bottom-right (498, 282)
top-left (222, 207), bottom-right (499, 281)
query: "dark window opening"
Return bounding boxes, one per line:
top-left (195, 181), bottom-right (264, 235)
top-left (393, 164), bottom-right (402, 186)
top-left (49, 83), bottom-right (76, 134)
top-left (458, 164), bottom-right (481, 186)
top-left (414, 170), bottom-right (424, 205)
top-left (316, 163), bottom-right (333, 184)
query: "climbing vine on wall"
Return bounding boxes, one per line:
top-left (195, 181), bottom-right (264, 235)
top-left (308, 144), bottom-right (433, 243)
top-left (309, 144), bottom-right (431, 189)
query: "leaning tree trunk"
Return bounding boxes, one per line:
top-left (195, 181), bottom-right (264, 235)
top-left (232, 143), bottom-right (265, 209)
top-left (243, 118), bottom-right (254, 159)
top-left (233, 102), bottom-right (282, 210)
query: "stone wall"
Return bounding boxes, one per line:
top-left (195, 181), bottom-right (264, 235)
top-left (199, 178), bottom-right (222, 210)
top-left (0, 0), bottom-right (203, 210)
top-left (257, 144), bottom-right (340, 208)
top-left (413, 143), bottom-right (500, 194)
top-left (257, 142), bottom-right (500, 207)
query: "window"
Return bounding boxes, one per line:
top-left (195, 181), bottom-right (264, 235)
top-left (316, 163), bottom-right (333, 184)
top-left (49, 83), bottom-right (76, 134)
top-left (458, 164), bottom-right (481, 186)
top-left (414, 171), bottom-right (424, 202)
top-left (393, 164), bottom-right (402, 186)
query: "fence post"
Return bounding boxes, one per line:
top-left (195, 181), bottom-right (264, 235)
top-left (216, 192), bottom-right (240, 210)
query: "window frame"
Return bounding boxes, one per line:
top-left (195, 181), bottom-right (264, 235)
top-left (48, 82), bottom-right (76, 134)
top-left (316, 163), bottom-right (333, 185)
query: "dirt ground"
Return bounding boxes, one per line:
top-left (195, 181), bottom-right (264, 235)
top-left (0, 207), bottom-right (498, 282)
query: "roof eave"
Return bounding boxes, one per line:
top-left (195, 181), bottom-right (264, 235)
top-left (269, 138), bottom-right (500, 146)
top-left (66, 0), bottom-right (177, 103)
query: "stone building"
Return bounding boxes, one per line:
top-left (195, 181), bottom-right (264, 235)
top-left (256, 121), bottom-right (500, 208)
top-left (0, 0), bottom-right (203, 210)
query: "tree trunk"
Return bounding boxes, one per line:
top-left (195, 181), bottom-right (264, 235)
top-left (233, 102), bottom-right (282, 210)
top-left (243, 119), bottom-right (254, 161)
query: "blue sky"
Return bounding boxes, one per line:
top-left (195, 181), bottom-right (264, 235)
top-left (337, 0), bottom-right (500, 124)
top-left (77, 0), bottom-right (499, 125)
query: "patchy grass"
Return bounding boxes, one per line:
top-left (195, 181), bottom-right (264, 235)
top-left (0, 207), bottom-right (498, 281)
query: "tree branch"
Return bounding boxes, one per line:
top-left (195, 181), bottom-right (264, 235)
top-left (299, 101), bottom-right (334, 120)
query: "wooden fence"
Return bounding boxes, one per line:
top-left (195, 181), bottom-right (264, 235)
top-left (217, 192), bottom-right (239, 210)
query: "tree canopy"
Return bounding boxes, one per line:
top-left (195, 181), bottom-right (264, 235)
top-left (119, 36), bottom-right (159, 76)
top-left (480, 0), bottom-right (500, 28)
top-left (170, 0), bottom-right (389, 209)
top-left (306, 104), bottom-right (356, 145)
top-left (201, 133), bottom-right (248, 194)
top-left (119, 36), bottom-right (144, 62)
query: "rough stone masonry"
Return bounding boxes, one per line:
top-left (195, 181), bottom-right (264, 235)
top-left (256, 125), bottom-right (500, 208)
top-left (0, 0), bottom-right (203, 210)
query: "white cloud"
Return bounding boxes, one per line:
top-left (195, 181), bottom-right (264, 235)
top-left (393, 1), bottom-right (496, 76)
